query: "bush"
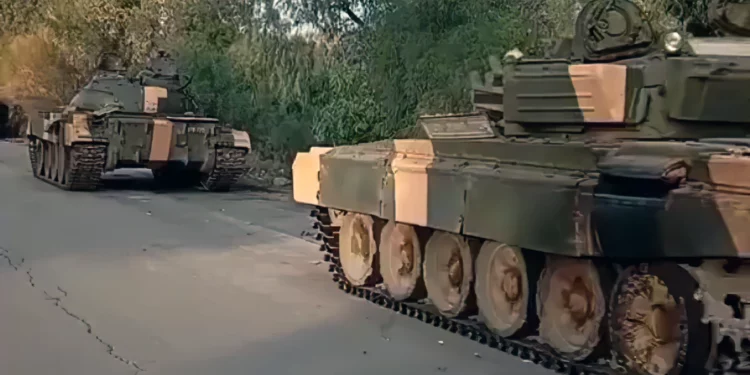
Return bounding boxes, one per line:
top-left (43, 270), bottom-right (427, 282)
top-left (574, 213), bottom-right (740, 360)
top-left (0, 0), bottom-right (713, 164)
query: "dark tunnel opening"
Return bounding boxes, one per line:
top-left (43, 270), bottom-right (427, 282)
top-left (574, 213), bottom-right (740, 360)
top-left (0, 102), bottom-right (9, 139)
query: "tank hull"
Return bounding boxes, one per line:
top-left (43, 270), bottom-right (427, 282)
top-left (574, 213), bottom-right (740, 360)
top-left (293, 137), bottom-right (750, 373)
top-left (297, 139), bottom-right (750, 259)
top-left (27, 110), bottom-right (251, 191)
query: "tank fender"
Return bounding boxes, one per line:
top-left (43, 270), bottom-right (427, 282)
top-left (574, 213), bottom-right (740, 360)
top-left (63, 112), bottom-right (100, 146)
top-left (198, 127), bottom-right (241, 173)
top-left (231, 129), bottom-right (251, 151)
top-left (38, 111), bottom-right (63, 143)
top-left (704, 150), bottom-right (750, 193)
top-left (597, 154), bottom-right (689, 182)
top-left (207, 127), bottom-right (236, 148)
top-left (316, 142), bottom-right (395, 218)
top-left (39, 111), bottom-right (98, 146)
top-left (40, 111), bottom-right (63, 133)
top-left (292, 147), bottom-right (334, 205)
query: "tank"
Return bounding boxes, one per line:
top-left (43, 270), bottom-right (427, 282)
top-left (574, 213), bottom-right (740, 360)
top-left (292, 0), bottom-right (750, 373)
top-left (26, 51), bottom-right (251, 191)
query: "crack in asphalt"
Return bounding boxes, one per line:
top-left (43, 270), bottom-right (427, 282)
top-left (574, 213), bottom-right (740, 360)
top-left (26, 268), bottom-right (35, 287)
top-left (0, 248), bottom-right (18, 270)
top-left (1, 246), bottom-right (146, 372)
top-left (46, 290), bottom-right (146, 372)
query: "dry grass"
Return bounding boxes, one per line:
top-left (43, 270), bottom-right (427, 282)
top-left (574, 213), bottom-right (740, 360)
top-left (0, 29), bottom-right (76, 105)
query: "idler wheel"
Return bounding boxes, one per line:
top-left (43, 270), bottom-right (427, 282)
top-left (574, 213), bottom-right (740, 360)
top-left (537, 256), bottom-right (607, 360)
top-left (609, 264), bottom-right (711, 375)
top-left (475, 241), bottom-right (538, 337)
top-left (339, 213), bottom-right (380, 286)
top-left (423, 231), bottom-right (477, 318)
top-left (379, 221), bottom-right (425, 301)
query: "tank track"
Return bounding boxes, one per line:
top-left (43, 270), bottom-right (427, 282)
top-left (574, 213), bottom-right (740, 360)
top-left (200, 147), bottom-right (249, 192)
top-left (28, 141), bottom-right (39, 175)
top-left (310, 207), bottom-right (746, 375)
top-left (63, 144), bottom-right (108, 190)
top-left (31, 139), bottom-right (107, 191)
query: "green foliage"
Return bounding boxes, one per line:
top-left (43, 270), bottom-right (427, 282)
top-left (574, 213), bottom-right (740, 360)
top-left (354, 0), bottom-right (528, 136)
top-left (310, 63), bottom-right (386, 145)
top-left (174, 0), bottom-right (531, 160)
top-left (0, 0), bottom-right (719, 163)
top-left (0, 0), bottom-right (165, 101)
top-left (0, 0), bottom-right (46, 37)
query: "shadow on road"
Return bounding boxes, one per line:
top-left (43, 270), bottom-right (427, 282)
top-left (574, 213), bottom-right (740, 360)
top-left (100, 169), bottom-right (289, 197)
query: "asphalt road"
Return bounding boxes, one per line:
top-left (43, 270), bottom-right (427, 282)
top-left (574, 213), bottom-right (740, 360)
top-left (0, 141), bottom-right (551, 375)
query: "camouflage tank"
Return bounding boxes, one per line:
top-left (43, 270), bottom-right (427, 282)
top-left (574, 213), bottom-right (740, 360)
top-left (292, 0), bottom-right (750, 373)
top-left (27, 51), bottom-right (251, 191)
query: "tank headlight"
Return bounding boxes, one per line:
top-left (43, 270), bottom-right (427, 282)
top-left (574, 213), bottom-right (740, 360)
top-left (663, 32), bottom-right (684, 53)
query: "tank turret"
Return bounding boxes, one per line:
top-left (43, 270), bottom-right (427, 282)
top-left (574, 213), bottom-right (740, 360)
top-left (471, 0), bottom-right (750, 142)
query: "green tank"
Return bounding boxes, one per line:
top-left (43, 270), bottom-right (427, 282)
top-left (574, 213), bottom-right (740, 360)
top-left (292, 0), bottom-right (750, 373)
top-left (27, 51), bottom-right (251, 191)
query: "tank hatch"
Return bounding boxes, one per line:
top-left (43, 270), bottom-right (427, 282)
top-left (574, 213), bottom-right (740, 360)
top-left (572, 0), bottom-right (655, 62)
top-left (709, 0), bottom-right (750, 37)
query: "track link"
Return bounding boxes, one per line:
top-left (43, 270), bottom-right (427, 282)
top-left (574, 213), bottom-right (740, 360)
top-left (311, 207), bottom-right (617, 375)
top-left (32, 139), bottom-right (107, 191)
top-left (64, 144), bottom-right (108, 190)
top-left (200, 147), bottom-right (249, 192)
top-left (28, 141), bottom-right (39, 175)
top-left (310, 207), bottom-right (747, 375)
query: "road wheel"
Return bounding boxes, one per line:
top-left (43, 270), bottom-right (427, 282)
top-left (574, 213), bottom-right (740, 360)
top-left (339, 213), bottom-right (380, 286)
top-left (537, 256), bottom-right (607, 360)
top-left (379, 221), bottom-right (425, 301)
top-left (423, 231), bottom-right (477, 318)
top-left (475, 242), bottom-right (540, 337)
top-left (609, 263), bottom-right (711, 375)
